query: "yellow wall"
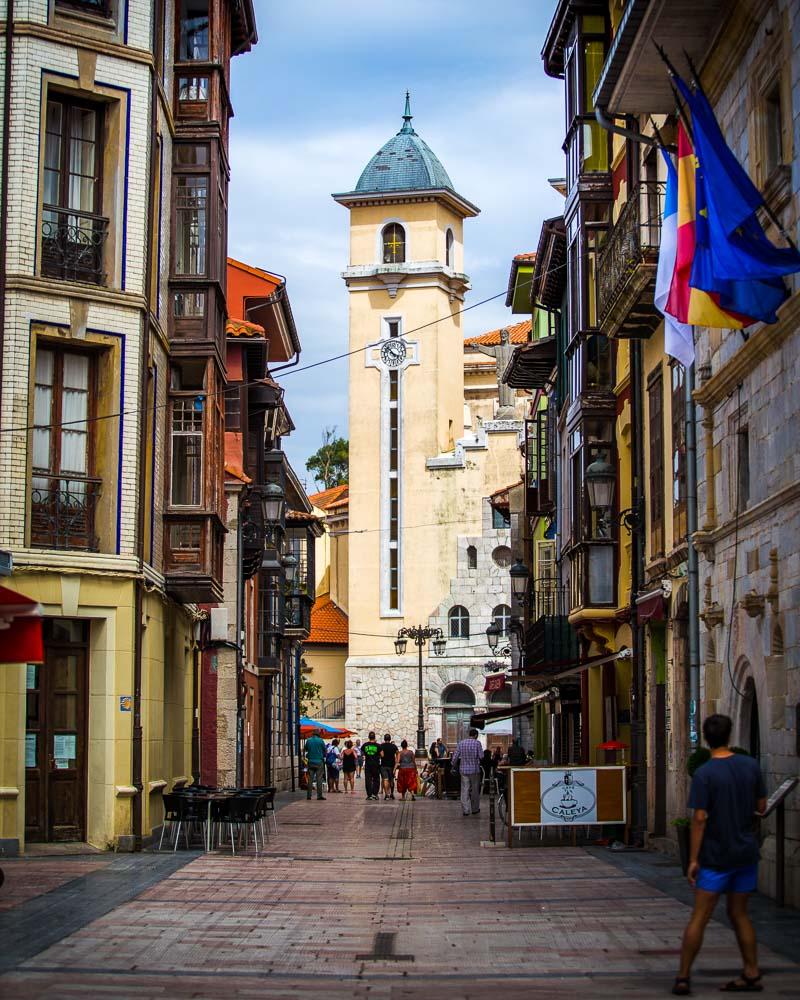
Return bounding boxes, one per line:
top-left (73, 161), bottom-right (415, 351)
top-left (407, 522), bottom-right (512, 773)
top-left (303, 645), bottom-right (347, 710)
top-left (349, 202), bottom-right (464, 271)
top-left (0, 571), bottom-right (193, 851)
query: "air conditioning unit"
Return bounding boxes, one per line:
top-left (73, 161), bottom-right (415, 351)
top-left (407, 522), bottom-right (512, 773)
top-left (209, 606), bottom-right (229, 642)
top-left (0, 549), bottom-right (12, 576)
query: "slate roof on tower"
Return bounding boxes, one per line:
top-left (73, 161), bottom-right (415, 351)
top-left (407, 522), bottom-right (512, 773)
top-left (333, 95), bottom-right (480, 217)
top-left (355, 93), bottom-right (454, 194)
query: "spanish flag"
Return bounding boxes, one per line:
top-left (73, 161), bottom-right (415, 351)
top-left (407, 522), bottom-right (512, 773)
top-left (665, 123), bottom-right (751, 329)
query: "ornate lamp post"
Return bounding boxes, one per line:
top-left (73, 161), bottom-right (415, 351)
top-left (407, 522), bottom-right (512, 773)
top-left (394, 625), bottom-right (446, 756)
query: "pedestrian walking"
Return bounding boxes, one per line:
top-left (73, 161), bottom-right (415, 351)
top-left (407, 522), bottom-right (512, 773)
top-left (325, 738), bottom-right (342, 793)
top-left (379, 733), bottom-right (399, 800)
top-left (361, 731), bottom-right (382, 800)
top-left (451, 728), bottom-right (483, 816)
top-left (304, 729), bottom-right (326, 801)
top-left (340, 739), bottom-right (358, 793)
top-left (355, 738), bottom-right (363, 778)
top-left (481, 747), bottom-right (494, 792)
top-left (672, 714), bottom-right (767, 996)
top-left (395, 740), bottom-right (418, 800)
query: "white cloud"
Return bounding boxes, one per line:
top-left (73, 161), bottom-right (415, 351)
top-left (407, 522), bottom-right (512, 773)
top-left (228, 12), bottom-right (566, 477)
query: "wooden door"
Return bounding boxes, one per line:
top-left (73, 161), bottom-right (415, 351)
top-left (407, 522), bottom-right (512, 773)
top-left (25, 620), bottom-right (89, 842)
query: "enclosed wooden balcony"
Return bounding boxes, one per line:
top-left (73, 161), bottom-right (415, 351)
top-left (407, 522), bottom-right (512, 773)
top-left (597, 181), bottom-right (664, 338)
top-left (524, 584), bottom-right (579, 676)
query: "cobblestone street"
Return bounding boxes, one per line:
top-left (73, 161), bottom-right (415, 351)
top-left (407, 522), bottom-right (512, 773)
top-left (1, 792), bottom-right (799, 999)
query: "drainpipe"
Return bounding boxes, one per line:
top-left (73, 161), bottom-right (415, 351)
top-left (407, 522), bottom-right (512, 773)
top-left (0, 0), bottom-right (15, 420)
top-left (685, 360), bottom-right (700, 747)
top-left (132, 0), bottom-right (162, 850)
top-left (595, 105), bottom-right (676, 152)
top-left (629, 339), bottom-right (648, 844)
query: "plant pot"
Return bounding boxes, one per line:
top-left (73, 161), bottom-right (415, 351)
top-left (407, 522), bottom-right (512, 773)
top-left (676, 823), bottom-right (690, 875)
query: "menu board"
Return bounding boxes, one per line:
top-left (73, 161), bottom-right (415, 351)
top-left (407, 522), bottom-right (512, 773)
top-left (510, 766), bottom-right (627, 827)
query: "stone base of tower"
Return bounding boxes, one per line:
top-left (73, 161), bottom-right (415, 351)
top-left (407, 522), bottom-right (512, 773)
top-left (344, 659), bottom-right (500, 750)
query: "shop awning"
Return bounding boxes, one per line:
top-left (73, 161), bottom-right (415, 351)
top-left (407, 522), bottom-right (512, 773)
top-left (636, 588), bottom-right (666, 625)
top-left (503, 337), bottom-right (557, 389)
top-left (471, 689), bottom-right (558, 730)
top-left (0, 584), bottom-right (44, 664)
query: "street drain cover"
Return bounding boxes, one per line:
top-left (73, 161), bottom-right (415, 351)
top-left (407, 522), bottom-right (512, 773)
top-left (356, 932), bottom-right (414, 962)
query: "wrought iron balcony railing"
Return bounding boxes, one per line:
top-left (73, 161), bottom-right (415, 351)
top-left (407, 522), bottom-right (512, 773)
top-left (41, 206), bottom-right (109, 285)
top-left (319, 695), bottom-right (345, 720)
top-left (597, 181), bottom-right (665, 334)
top-left (31, 476), bottom-right (101, 551)
top-left (524, 583), bottom-right (580, 675)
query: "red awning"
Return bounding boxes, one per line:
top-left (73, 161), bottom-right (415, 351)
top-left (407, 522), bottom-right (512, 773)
top-left (0, 584), bottom-right (44, 663)
top-left (636, 589), bottom-right (666, 625)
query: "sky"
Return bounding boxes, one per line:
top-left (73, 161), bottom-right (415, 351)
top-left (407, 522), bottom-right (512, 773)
top-left (228, 1), bottom-right (566, 488)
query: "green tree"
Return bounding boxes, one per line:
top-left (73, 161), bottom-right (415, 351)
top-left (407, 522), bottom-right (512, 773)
top-left (306, 426), bottom-right (348, 490)
top-left (299, 678), bottom-right (321, 717)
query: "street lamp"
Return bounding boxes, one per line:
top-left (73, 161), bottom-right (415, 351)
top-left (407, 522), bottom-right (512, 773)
top-left (585, 453), bottom-right (616, 511)
top-left (509, 558), bottom-right (530, 605)
top-left (281, 553), bottom-right (298, 588)
top-left (262, 482), bottom-right (286, 524)
top-left (394, 625), bottom-right (446, 756)
top-left (485, 620), bottom-right (501, 652)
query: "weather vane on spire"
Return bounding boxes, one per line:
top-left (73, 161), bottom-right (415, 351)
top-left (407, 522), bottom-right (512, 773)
top-left (401, 91), bottom-right (414, 133)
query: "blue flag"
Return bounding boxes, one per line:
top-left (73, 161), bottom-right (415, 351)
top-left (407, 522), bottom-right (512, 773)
top-left (675, 75), bottom-right (800, 293)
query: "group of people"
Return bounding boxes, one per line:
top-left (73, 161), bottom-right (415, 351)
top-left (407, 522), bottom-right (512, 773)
top-left (303, 731), bottom-right (421, 801)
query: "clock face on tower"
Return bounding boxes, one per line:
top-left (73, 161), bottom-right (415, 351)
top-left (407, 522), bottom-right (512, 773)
top-left (380, 338), bottom-right (407, 368)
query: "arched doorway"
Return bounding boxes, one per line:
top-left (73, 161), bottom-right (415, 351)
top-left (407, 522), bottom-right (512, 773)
top-left (442, 684), bottom-right (475, 747)
top-left (742, 677), bottom-right (761, 761)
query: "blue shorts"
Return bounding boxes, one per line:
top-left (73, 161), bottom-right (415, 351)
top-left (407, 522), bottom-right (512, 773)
top-left (696, 863), bottom-right (758, 894)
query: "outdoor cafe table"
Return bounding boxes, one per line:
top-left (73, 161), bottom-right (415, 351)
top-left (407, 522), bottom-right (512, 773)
top-left (188, 790), bottom-right (236, 852)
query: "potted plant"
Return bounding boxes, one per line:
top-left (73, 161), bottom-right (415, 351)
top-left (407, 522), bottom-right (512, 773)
top-left (672, 817), bottom-right (691, 874)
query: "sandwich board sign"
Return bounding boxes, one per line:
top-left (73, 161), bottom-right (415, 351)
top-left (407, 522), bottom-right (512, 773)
top-left (509, 766), bottom-right (626, 827)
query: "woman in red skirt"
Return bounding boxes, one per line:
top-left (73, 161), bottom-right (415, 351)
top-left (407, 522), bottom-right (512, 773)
top-left (395, 740), bottom-right (419, 800)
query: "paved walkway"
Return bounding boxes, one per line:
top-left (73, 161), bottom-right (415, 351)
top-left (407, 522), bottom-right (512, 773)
top-left (1, 792), bottom-right (799, 999)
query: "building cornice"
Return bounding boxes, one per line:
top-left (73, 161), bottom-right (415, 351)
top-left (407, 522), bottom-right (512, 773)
top-left (332, 187), bottom-right (480, 219)
top-left (6, 20), bottom-right (154, 66)
top-left (693, 479), bottom-right (800, 558)
top-left (7, 275), bottom-right (148, 313)
top-left (693, 293), bottom-right (800, 406)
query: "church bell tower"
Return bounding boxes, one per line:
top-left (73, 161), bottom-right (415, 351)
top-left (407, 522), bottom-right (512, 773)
top-left (332, 95), bottom-right (480, 720)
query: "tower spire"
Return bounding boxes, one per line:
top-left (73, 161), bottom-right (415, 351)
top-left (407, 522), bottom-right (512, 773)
top-left (400, 90), bottom-right (414, 134)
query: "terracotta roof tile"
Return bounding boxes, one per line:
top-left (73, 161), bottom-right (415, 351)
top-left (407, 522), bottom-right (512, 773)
top-left (226, 318), bottom-right (266, 338)
top-left (306, 596), bottom-right (348, 645)
top-left (464, 319), bottom-right (531, 348)
top-left (309, 484), bottom-right (349, 510)
top-left (513, 251), bottom-right (536, 261)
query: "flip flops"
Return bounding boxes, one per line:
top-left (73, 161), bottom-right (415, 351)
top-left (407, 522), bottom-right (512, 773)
top-left (720, 974), bottom-right (763, 992)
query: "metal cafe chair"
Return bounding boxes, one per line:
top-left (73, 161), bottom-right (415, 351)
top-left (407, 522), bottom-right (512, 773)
top-left (159, 793), bottom-right (205, 851)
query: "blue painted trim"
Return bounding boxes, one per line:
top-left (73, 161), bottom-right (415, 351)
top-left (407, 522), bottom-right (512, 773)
top-left (122, 0), bottom-right (129, 45)
top-left (156, 137), bottom-right (164, 320)
top-left (37, 71), bottom-right (132, 291)
top-left (29, 320), bottom-right (127, 555)
top-left (149, 364), bottom-right (157, 566)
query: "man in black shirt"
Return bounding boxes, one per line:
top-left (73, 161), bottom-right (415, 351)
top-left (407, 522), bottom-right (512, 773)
top-left (379, 734), bottom-right (399, 800)
top-left (673, 714), bottom-right (767, 996)
top-left (361, 731), bottom-right (381, 800)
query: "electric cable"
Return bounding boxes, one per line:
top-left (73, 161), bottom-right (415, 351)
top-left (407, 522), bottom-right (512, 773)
top-left (0, 263), bottom-right (566, 439)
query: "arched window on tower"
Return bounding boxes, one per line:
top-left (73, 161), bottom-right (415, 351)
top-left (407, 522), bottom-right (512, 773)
top-left (449, 605), bottom-right (470, 639)
top-left (382, 223), bottom-right (406, 264)
top-left (467, 545), bottom-right (477, 570)
top-left (493, 604), bottom-right (512, 637)
top-left (445, 228), bottom-right (454, 268)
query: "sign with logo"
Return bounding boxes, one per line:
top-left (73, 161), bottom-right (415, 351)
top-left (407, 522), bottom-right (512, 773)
top-left (509, 766), bottom-right (626, 827)
top-left (119, 695), bottom-right (133, 712)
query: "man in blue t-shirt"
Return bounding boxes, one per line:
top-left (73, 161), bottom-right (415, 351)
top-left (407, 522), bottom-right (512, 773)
top-left (304, 730), bottom-right (327, 801)
top-left (672, 714), bottom-right (767, 996)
